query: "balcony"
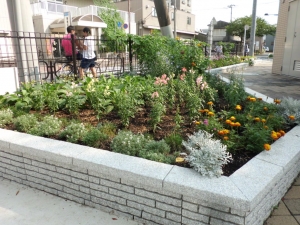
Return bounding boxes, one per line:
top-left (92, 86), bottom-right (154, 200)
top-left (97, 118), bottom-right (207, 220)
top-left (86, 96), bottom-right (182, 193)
top-left (31, 2), bottom-right (135, 23)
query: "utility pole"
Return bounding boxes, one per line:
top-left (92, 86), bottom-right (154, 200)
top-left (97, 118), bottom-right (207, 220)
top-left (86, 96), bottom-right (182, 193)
top-left (249, 0), bottom-right (257, 56)
top-left (153, 0), bottom-right (174, 38)
top-left (228, 4), bottom-right (235, 22)
top-left (173, 2), bottom-right (177, 39)
top-left (128, 0), bottom-right (130, 34)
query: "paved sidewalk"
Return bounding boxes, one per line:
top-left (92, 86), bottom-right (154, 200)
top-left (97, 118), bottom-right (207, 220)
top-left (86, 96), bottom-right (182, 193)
top-left (222, 58), bottom-right (300, 225)
top-left (0, 178), bottom-right (139, 225)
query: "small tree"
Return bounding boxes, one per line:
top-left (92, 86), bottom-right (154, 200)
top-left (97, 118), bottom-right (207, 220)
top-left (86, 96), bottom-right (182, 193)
top-left (226, 16), bottom-right (276, 44)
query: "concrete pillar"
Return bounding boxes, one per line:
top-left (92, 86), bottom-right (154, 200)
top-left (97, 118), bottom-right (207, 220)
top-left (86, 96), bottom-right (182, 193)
top-left (153, 0), bottom-right (174, 38)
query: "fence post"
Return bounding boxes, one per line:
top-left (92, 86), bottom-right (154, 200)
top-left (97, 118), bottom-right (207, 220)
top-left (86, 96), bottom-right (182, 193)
top-left (71, 34), bottom-right (77, 77)
top-left (129, 36), bottom-right (133, 72)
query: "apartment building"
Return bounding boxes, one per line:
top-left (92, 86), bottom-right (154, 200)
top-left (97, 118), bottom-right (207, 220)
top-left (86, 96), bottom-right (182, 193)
top-left (273, 0), bottom-right (300, 77)
top-left (113, 0), bottom-right (196, 39)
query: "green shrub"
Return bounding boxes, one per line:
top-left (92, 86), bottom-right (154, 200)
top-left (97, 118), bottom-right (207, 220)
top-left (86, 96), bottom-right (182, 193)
top-left (143, 140), bottom-right (170, 154)
top-left (110, 130), bottom-right (147, 156)
top-left (138, 151), bottom-right (175, 164)
top-left (0, 108), bottom-right (13, 128)
top-left (164, 133), bottom-right (184, 153)
top-left (14, 114), bottom-right (38, 132)
top-left (97, 122), bottom-right (117, 140)
top-left (29, 115), bottom-right (62, 137)
top-left (59, 122), bottom-right (87, 143)
top-left (83, 127), bottom-right (109, 148)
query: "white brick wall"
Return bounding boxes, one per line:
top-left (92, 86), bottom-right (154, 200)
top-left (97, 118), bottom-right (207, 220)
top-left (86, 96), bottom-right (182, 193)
top-left (0, 127), bottom-right (300, 225)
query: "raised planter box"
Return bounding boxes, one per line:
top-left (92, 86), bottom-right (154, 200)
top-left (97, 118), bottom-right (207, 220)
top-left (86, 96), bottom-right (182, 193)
top-left (205, 62), bottom-right (249, 75)
top-left (0, 125), bottom-right (299, 225)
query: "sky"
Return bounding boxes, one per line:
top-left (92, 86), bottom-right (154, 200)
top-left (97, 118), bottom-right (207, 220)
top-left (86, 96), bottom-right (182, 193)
top-left (191, 0), bottom-right (280, 30)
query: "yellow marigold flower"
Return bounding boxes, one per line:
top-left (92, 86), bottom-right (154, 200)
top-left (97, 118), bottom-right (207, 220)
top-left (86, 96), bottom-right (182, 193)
top-left (235, 122), bottom-right (241, 127)
top-left (230, 116), bottom-right (236, 121)
top-left (261, 119), bottom-right (266, 123)
top-left (279, 130), bottom-right (285, 136)
top-left (207, 101), bottom-right (213, 105)
top-left (194, 121), bottom-right (201, 125)
top-left (235, 105), bottom-right (242, 110)
top-left (230, 122), bottom-right (235, 126)
top-left (204, 109), bottom-right (209, 112)
top-left (264, 107), bottom-right (268, 111)
top-left (271, 133), bottom-right (278, 140)
top-left (254, 117), bottom-right (260, 122)
top-left (208, 112), bottom-right (215, 116)
top-left (225, 119), bottom-right (231, 124)
top-left (264, 144), bottom-right (271, 151)
top-left (264, 126), bottom-right (269, 130)
top-left (250, 97), bottom-right (256, 102)
top-left (223, 129), bottom-right (230, 134)
top-left (289, 115), bottom-right (295, 120)
top-left (223, 136), bottom-right (229, 141)
top-left (197, 43), bottom-right (202, 47)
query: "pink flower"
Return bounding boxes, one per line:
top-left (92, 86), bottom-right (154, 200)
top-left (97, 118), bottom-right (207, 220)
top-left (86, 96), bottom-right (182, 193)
top-left (196, 76), bottom-right (203, 86)
top-left (201, 81), bottom-right (208, 90)
top-left (203, 119), bottom-right (209, 126)
top-left (151, 91), bottom-right (159, 98)
top-left (182, 67), bottom-right (187, 72)
top-left (154, 74), bottom-right (169, 86)
top-left (161, 74), bottom-right (167, 80)
top-left (180, 74), bottom-right (186, 81)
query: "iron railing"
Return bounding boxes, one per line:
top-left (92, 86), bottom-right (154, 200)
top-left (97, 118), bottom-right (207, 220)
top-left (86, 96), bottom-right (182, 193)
top-left (0, 31), bottom-right (139, 83)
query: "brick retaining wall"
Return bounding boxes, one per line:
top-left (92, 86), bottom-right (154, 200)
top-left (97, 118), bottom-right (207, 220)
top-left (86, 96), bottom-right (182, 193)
top-left (0, 127), bottom-right (300, 225)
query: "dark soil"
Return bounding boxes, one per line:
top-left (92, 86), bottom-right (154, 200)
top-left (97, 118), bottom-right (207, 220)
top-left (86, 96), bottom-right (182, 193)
top-left (11, 105), bottom-right (261, 177)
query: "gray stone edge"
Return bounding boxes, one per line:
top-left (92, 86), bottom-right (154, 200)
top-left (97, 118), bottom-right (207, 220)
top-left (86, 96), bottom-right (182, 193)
top-left (205, 62), bottom-right (249, 75)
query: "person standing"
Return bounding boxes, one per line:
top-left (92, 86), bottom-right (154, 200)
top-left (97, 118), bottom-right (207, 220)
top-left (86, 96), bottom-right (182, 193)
top-left (215, 44), bottom-right (223, 57)
top-left (61, 26), bottom-right (82, 61)
top-left (79, 27), bottom-right (96, 79)
top-left (245, 44), bottom-right (249, 56)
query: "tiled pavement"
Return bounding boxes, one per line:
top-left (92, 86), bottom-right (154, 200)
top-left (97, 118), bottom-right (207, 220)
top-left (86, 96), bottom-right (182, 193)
top-left (221, 57), bottom-right (300, 225)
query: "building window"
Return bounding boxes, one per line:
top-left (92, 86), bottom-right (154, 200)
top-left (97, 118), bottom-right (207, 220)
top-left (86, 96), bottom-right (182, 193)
top-left (187, 0), bottom-right (191, 6)
top-left (187, 17), bottom-right (191, 25)
top-left (152, 7), bottom-right (157, 17)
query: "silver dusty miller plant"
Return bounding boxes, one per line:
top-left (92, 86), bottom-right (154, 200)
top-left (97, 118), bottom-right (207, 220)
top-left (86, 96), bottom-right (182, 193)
top-left (277, 97), bottom-right (300, 125)
top-left (182, 130), bottom-right (232, 177)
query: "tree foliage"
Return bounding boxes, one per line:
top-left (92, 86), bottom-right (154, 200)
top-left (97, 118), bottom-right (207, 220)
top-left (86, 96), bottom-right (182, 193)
top-left (93, 0), bottom-right (127, 44)
top-left (226, 16), bottom-right (276, 42)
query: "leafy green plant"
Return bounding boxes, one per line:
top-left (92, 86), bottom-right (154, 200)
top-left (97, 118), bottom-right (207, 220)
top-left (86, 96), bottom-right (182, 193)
top-left (0, 108), bottom-right (13, 128)
top-left (277, 97), bottom-right (300, 125)
top-left (165, 133), bottom-right (184, 153)
top-left (110, 130), bottom-right (148, 156)
top-left (14, 114), bottom-right (38, 133)
top-left (59, 122), bottom-right (87, 143)
top-left (83, 127), bottom-right (109, 148)
top-left (29, 115), bottom-right (62, 137)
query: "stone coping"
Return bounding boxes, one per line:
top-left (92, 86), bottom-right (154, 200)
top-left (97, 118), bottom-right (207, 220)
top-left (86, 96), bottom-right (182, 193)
top-left (205, 63), bottom-right (249, 75)
top-left (0, 124), bottom-right (300, 213)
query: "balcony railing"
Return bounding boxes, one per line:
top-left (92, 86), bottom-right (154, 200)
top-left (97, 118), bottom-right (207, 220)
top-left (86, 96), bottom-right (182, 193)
top-left (31, 2), bottom-right (135, 23)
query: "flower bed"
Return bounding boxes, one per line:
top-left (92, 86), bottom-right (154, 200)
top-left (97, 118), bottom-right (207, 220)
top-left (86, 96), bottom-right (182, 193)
top-left (0, 125), bottom-right (299, 225)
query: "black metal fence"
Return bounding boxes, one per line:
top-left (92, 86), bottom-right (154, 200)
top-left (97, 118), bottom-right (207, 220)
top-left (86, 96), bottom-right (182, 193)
top-left (0, 31), bottom-right (139, 82)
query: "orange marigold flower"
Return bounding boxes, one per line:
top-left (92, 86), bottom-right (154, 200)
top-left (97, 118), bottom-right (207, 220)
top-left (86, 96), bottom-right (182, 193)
top-left (225, 119), bottom-right (231, 124)
top-left (279, 130), bottom-right (285, 136)
top-left (289, 115), bottom-right (295, 120)
top-left (191, 62), bottom-right (196, 67)
top-left (230, 116), bottom-right (236, 121)
top-left (235, 122), bottom-right (241, 127)
top-left (230, 122), bottom-right (235, 126)
top-left (276, 132), bottom-right (282, 138)
top-left (271, 133), bottom-right (278, 140)
top-left (208, 112), bottom-right (215, 116)
top-left (199, 109), bottom-right (205, 113)
top-left (264, 144), bottom-right (271, 151)
top-left (257, 97), bottom-right (263, 101)
top-left (261, 119), bottom-right (266, 123)
top-left (204, 109), bottom-right (209, 112)
top-left (236, 105), bottom-right (242, 110)
top-left (247, 96), bottom-right (251, 101)
top-left (274, 99), bottom-right (281, 104)
top-left (207, 101), bottom-right (213, 105)
top-left (254, 117), bottom-right (260, 122)
top-left (250, 98), bottom-right (256, 102)
top-left (223, 136), bottom-right (229, 141)
top-left (264, 107), bottom-right (268, 111)
top-left (218, 130), bottom-right (224, 135)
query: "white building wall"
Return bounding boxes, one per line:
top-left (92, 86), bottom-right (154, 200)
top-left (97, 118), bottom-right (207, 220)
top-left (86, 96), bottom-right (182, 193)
top-left (0, 0), bottom-right (13, 31)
